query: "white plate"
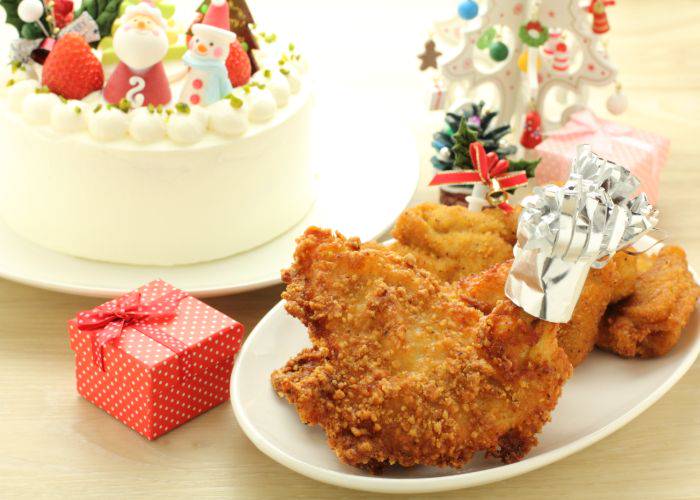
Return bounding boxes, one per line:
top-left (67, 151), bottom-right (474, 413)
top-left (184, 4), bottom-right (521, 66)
top-left (231, 239), bottom-right (700, 494)
top-left (0, 101), bottom-right (418, 298)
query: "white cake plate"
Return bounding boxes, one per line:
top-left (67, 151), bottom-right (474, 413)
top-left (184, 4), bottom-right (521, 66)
top-left (0, 106), bottom-right (419, 298)
top-left (231, 238), bottom-right (700, 493)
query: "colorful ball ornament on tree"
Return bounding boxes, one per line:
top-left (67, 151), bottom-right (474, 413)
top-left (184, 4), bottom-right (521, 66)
top-left (458, 0), bottom-right (479, 20)
top-left (489, 41), bottom-right (509, 62)
top-left (476, 26), bottom-right (496, 49)
top-left (606, 86), bottom-right (628, 115)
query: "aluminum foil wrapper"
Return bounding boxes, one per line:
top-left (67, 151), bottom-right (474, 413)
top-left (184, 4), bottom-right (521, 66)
top-left (505, 145), bottom-right (659, 323)
top-left (10, 39), bottom-right (42, 64)
top-left (59, 12), bottom-right (101, 44)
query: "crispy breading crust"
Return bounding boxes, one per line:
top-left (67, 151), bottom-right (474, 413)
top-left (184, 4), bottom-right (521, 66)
top-left (598, 246), bottom-right (700, 358)
top-left (389, 203), bottom-right (519, 283)
top-left (272, 228), bottom-right (572, 472)
top-left (454, 252), bottom-right (642, 367)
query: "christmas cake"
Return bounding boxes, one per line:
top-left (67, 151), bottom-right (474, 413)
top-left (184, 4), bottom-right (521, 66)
top-left (0, 0), bottom-right (313, 265)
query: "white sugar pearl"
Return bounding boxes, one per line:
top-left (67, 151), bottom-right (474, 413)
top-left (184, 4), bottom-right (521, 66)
top-left (248, 89), bottom-right (277, 124)
top-left (129, 107), bottom-right (167, 143)
top-left (22, 91), bottom-right (60, 124)
top-left (7, 79), bottom-right (39, 112)
top-left (208, 99), bottom-right (249, 137)
top-left (51, 100), bottom-right (87, 133)
top-left (18, 0), bottom-right (44, 23)
top-left (267, 72), bottom-right (291, 107)
top-left (167, 112), bottom-right (205, 144)
top-left (87, 107), bottom-right (129, 141)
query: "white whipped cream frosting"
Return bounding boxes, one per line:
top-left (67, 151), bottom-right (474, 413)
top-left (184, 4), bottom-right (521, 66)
top-left (0, 33), bottom-right (307, 145)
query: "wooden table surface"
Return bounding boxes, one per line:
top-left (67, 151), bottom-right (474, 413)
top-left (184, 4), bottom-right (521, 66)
top-left (1, 0), bottom-right (699, 498)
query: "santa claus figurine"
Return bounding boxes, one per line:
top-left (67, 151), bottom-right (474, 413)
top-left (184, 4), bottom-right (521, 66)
top-left (520, 110), bottom-right (543, 149)
top-left (180, 12), bottom-right (236, 107)
top-left (103, 3), bottom-right (171, 107)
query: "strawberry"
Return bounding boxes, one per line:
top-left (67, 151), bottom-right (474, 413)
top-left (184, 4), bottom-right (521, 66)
top-left (42, 34), bottom-right (104, 100)
top-left (225, 40), bottom-right (252, 87)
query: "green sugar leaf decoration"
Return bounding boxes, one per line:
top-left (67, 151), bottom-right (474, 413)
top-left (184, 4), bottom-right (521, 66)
top-left (175, 102), bottom-right (191, 115)
top-left (117, 98), bottom-right (132, 113)
top-left (229, 95), bottom-right (243, 109)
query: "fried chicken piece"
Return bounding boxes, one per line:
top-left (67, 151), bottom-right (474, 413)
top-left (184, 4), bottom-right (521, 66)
top-left (389, 203), bottom-right (519, 282)
top-left (598, 246), bottom-right (700, 358)
top-left (455, 253), bottom-right (637, 367)
top-left (272, 228), bottom-right (572, 472)
top-left (610, 251), bottom-right (641, 303)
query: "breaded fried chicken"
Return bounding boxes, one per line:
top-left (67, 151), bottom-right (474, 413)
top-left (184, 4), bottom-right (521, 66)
top-left (389, 203), bottom-right (519, 282)
top-left (598, 246), bottom-right (700, 358)
top-left (272, 228), bottom-right (572, 472)
top-left (455, 253), bottom-right (635, 367)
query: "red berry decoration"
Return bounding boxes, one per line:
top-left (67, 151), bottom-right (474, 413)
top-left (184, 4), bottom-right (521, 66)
top-left (225, 40), bottom-right (252, 87)
top-left (42, 34), bottom-right (104, 100)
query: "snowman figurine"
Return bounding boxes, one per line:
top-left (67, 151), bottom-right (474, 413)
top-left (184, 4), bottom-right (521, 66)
top-left (180, 23), bottom-right (236, 106)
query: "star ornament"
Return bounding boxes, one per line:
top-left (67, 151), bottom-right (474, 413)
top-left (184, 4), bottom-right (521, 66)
top-left (418, 39), bottom-right (442, 71)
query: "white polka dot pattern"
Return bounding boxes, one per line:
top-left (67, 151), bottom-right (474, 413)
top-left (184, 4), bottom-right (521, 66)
top-left (534, 111), bottom-right (670, 205)
top-left (68, 280), bottom-right (244, 440)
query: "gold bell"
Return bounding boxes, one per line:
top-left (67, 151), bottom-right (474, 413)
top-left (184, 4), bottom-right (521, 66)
top-left (486, 179), bottom-right (509, 207)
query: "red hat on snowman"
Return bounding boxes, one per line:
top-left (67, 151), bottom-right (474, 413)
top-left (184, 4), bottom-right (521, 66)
top-left (202, 0), bottom-right (231, 31)
top-left (190, 0), bottom-right (236, 59)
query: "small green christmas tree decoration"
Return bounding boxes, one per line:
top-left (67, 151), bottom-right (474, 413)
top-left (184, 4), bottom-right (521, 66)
top-left (431, 101), bottom-right (538, 174)
top-left (431, 101), bottom-right (540, 206)
top-left (97, 0), bottom-right (186, 64)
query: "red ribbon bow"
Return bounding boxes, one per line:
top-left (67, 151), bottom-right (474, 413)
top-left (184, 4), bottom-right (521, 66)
top-left (430, 142), bottom-right (529, 212)
top-left (77, 288), bottom-right (190, 372)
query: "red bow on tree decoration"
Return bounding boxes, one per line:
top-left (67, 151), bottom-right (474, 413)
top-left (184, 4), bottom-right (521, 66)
top-left (429, 142), bottom-right (529, 212)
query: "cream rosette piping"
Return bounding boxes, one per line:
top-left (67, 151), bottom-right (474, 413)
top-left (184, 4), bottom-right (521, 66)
top-left (505, 145), bottom-right (659, 323)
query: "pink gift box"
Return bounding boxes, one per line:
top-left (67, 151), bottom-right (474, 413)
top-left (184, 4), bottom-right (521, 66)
top-left (535, 110), bottom-right (670, 204)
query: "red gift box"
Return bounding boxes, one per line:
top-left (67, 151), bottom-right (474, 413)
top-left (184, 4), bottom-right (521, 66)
top-left (68, 280), bottom-right (244, 440)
